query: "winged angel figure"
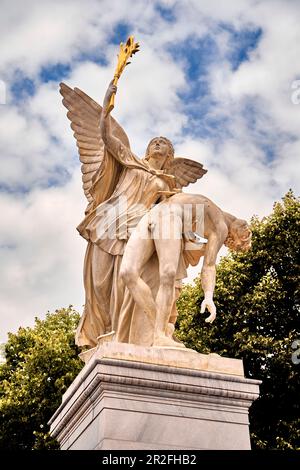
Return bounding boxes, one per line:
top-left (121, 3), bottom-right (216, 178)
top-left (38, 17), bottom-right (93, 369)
top-left (60, 80), bottom-right (207, 348)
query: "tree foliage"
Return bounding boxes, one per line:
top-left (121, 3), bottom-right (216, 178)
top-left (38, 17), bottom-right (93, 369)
top-left (0, 306), bottom-right (83, 450)
top-left (176, 190), bottom-right (300, 449)
top-left (0, 192), bottom-right (299, 450)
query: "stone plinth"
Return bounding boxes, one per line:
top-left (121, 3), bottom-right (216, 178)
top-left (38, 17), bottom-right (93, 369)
top-left (49, 342), bottom-right (260, 450)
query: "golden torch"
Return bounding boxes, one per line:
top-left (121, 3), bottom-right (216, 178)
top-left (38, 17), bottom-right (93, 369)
top-left (106, 35), bottom-right (140, 115)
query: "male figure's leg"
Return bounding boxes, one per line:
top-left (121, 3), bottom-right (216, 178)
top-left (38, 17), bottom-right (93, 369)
top-left (120, 214), bottom-right (156, 326)
top-left (152, 204), bottom-right (184, 346)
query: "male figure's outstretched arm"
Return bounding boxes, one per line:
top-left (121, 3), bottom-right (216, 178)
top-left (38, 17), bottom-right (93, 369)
top-left (200, 216), bottom-right (228, 323)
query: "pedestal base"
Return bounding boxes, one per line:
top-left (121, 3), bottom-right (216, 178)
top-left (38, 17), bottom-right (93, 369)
top-left (49, 342), bottom-right (260, 450)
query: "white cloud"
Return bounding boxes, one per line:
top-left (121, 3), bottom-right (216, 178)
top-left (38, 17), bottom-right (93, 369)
top-left (0, 170), bottom-right (86, 341)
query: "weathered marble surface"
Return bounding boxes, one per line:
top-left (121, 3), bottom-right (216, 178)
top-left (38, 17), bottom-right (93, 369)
top-left (78, 340), bottom-right (244, 376)
top-left (60, 43), bottom-right (251, 350)
top-left (49, 342), bottom-right (260, 450)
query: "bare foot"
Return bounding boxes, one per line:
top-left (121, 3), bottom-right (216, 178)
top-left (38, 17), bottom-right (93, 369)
top-left (166, 323), bottom-right (175, 338)
top-left (153, 335), bottom-right (186, 348)
top-left (166, 323), bottom-right (185, 347)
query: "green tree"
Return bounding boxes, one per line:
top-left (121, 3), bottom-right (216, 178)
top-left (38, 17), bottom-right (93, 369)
top-left (176, 190), bottom-right (300, 449)
top-left (0, 306), bottom-right (83, 450)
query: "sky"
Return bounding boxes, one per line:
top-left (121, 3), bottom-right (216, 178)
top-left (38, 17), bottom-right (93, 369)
top-left (0, 0), bottom-right (300, 342)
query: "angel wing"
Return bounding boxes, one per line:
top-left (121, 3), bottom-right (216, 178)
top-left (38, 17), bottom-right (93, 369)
top-left (59, 83), bottom-right (130, 211)
top-left (165, 157), bottom-right (207, 189)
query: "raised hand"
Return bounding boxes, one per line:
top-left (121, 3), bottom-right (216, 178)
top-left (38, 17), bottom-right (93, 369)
top-left (103, 80), bottom-right (118, 110)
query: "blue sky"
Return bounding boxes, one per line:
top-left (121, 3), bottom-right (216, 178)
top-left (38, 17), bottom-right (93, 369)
top-left (0, 0), bottom-right (300, 341)
top-left (8, 17), bottom-right (264, 153)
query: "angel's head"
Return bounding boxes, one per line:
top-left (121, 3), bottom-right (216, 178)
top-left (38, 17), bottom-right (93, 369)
top-left (145, 136), bottom-right (174, 170)
top-left (224, 218), bottom-right (252, 252)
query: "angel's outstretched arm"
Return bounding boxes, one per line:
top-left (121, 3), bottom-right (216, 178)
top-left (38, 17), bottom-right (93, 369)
top-left (100, 81), bottom-right (130, 162)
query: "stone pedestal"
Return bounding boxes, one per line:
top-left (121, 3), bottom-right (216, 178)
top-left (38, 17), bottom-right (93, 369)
top-left (49, 342), bottom-right (260, 450)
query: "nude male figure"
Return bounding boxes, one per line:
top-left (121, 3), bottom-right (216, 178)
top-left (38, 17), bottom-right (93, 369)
top-left (120, 192), bottom-right (251, 347)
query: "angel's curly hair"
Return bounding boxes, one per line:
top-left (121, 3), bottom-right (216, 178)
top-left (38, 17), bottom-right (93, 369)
top-left (144, 136), bottom-right (175, 167)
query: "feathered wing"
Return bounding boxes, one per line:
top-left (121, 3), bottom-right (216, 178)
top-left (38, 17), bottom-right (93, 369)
top-left (165, 157), bottom-right (207, 188)
top-left (60, 83), bottom-right (131, 211)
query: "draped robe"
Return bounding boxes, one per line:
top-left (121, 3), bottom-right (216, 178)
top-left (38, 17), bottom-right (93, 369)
top-left (75, 141), bottom-right (181, 347)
